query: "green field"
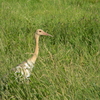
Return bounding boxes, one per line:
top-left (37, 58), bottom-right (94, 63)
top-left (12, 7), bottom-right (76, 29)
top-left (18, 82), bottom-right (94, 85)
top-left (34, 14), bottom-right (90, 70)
top-left (0, 0), bottom-right (100, 100)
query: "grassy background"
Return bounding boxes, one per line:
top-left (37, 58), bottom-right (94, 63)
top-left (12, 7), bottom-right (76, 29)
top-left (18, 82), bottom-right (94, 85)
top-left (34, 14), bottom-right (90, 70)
top-left (0, 0), bottom-right (100, 100)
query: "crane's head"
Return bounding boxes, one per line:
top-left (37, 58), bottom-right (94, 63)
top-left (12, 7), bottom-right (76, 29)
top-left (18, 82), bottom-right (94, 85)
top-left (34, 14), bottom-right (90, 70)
top-left (35, 29), bottom-right (52, 37)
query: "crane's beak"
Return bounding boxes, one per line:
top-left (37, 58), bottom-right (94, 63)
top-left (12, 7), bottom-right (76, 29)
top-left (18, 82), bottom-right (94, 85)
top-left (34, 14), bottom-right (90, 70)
top-left (43, 32), bottom-right (53, 37)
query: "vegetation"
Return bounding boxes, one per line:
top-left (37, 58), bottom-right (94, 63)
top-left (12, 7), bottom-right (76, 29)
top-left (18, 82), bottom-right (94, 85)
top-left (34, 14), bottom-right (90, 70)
top-left (0, 0), bottom-right (100, 99)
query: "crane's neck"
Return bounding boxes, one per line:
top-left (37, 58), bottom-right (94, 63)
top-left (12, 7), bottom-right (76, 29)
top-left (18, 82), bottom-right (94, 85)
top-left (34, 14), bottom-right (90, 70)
top-left (28, 34), bottom-right (40, 64)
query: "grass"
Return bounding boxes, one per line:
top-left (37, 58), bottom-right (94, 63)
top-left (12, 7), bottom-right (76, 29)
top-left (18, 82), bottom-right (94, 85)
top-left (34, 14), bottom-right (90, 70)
top-left (0, 0), bottom-right (100, 99)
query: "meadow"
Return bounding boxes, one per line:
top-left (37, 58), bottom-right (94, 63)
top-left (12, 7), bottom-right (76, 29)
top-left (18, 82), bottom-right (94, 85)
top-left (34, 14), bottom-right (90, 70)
top-left (0, 0), bottom-right (100, 100)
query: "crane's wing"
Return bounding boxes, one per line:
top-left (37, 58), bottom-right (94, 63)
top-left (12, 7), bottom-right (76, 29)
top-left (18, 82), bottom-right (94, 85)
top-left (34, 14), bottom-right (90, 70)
top-left (15, 61), bottom-right (34, 78)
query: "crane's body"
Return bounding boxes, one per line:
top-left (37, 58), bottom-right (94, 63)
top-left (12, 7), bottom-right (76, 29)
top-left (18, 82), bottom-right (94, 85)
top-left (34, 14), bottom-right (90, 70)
top-left (15, 61), bottom-right (34, 78)
top-left (15, 29), bottom-right (52, 79)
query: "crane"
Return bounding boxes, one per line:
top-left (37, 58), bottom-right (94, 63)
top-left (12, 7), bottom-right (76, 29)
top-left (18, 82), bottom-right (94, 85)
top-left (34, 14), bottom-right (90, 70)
top-left (15, 29), bottom-right (52, 79)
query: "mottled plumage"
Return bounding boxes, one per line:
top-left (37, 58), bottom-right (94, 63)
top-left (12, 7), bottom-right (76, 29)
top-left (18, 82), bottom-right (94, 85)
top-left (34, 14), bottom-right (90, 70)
top-left (15, 61), bottom-right (34, 78)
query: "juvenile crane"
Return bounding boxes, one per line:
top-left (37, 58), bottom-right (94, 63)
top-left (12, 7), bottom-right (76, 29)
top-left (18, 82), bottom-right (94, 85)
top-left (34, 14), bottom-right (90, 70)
top-left (15, 29), bottom-right (52, 79)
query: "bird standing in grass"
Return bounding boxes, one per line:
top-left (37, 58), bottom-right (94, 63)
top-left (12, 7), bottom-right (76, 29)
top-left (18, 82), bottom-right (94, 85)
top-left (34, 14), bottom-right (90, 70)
top-left (15, 29), bottom-right (52, 79)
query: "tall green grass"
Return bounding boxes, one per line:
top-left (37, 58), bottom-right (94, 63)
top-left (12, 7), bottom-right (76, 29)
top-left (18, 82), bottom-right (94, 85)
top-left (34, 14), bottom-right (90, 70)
top-left (0, 0), bottom-right (100, 99)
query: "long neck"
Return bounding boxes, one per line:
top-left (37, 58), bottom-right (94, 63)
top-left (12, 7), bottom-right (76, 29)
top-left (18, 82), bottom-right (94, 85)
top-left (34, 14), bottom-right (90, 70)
top-left (28, 34), bottom-right (40, 63)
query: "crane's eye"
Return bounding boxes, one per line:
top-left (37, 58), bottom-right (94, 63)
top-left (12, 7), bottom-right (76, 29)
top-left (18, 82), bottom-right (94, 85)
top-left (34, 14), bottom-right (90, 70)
top-left (39, 31), bottom-right (41, 32)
